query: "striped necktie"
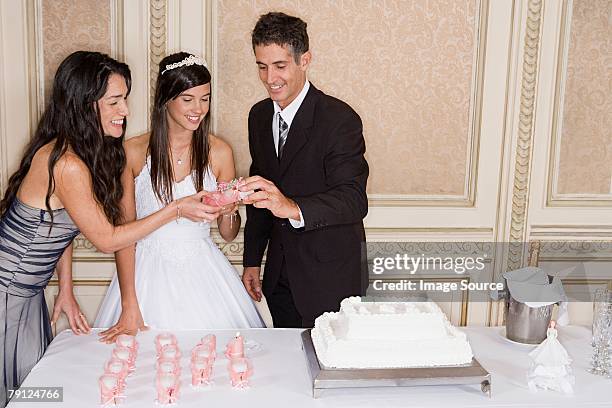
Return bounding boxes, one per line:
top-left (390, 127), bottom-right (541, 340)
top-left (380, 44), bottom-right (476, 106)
top-left (278, 113), bottom-right (289, 160)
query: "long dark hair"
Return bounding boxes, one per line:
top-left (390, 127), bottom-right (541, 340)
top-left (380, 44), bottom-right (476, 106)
top-left (0, 51), bottom-right (131, 225)
top-left (149, 52), bottom-right (212, 204)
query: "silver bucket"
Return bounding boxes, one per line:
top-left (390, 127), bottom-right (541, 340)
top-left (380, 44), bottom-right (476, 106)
top-left (505, 295), bottom-right (553, 344)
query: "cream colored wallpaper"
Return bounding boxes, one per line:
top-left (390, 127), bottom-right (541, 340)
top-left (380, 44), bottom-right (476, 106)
top-left (42, 0), bottom-right (111, 99)
top-left (215, 0), bottom-right (477, 195)
top-left (557, 0), bottom-right (612, 195)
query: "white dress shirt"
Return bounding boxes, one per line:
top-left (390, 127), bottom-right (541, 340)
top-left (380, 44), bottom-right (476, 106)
top-left (272, 80), bottom-right (310, 228)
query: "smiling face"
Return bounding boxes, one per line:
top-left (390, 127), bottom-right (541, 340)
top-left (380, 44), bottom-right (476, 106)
top-left (255, 43), bottom-right (311, 109)
top-left (98, 73), bottom-right (129, 138)
top-left (165, 83), bottom-right (211, 133)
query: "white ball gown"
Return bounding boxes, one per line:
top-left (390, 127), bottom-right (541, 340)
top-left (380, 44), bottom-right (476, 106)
top-left (95, 158), bottom-right (265, 329)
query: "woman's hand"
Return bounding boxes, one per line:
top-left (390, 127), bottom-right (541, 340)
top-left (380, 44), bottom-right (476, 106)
top-left (51, 290), bottom-right (91, 335)
top-left (177, 191), bottom-right (221, 222)
top-left (99, 303), bottom-right (148, 343)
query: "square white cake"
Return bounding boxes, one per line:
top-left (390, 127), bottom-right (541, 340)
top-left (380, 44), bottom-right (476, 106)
top-left (311, 297), bottom-right (473, 369)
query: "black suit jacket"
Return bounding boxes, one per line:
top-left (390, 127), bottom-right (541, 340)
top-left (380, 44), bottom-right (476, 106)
top-left (243, 84), bottom-right (369, 322)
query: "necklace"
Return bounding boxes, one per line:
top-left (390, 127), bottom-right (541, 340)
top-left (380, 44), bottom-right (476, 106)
top-left (170, 145), bottom-right (190, 165)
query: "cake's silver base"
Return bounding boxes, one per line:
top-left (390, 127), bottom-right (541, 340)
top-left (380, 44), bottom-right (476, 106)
top-left (301, 330), bottom-right (491, 398)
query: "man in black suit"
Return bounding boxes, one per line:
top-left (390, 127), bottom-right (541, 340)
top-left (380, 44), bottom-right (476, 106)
top-left (240, 12), bottom-right (369, 328)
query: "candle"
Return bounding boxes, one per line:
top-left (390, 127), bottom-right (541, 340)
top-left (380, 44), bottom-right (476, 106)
top-left (155, 333), bottom-right (177, 355)
top-left (225, 332), bottom-right (244, 359)
top-left (200, 334), bottom-right (216, 349)
top-left (104, 359), bottom-right (129, 383)
top-left (101, 375), bottom-right (118, 390)
top-left (99, 374), bottom-right (122, 405)
top-left (156, 373), bottom-right (180, 404)
top-left (160, 344), bottom-right (181, 360)
top-left (157, 360), bottom-right (179, 375)
top-left (228, 357), bottom-right (252, 388)
top-left (116, 334), bottom-right (137, 350)
top-left (192, 345), bottom-right (212, 360)
top-left (232, 360), bottom-right (248, 373)
top-left (112, 346), bottom-right (135, 370)
top-left (190, 357), bottom-right (213, 387)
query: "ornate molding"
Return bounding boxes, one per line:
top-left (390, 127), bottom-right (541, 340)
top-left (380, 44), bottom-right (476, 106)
top-left (507, 0), bottom-right (543, 271)
top-left (538, 240), bottom-right (612, 261)
top-left (150, 0), bottom-right (166, 118)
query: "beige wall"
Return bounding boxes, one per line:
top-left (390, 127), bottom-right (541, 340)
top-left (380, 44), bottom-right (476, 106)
top-left (216, 0), bottom-right (477, 195)
top-left (42, 0), bottom-right (111, 100)
top-left (556, 0), bottom-right (612, 195)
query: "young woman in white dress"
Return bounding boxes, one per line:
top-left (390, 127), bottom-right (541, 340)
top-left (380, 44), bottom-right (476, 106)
top-left (95, 52), bottom-right (264, 339)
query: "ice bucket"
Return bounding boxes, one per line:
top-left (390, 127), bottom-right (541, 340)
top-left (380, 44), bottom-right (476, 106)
top-left (504, 295), bottom-right (553, 344)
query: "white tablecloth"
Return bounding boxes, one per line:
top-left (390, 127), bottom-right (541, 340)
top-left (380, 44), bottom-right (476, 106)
top-left (11, 326), bottom-right (610, 407)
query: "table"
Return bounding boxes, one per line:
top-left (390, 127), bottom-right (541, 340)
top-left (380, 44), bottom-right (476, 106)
top-left (11, 326), bottom-right (611, 407)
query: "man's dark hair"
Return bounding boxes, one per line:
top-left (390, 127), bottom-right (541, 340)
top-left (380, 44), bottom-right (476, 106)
top-left (252, 12), bottom-right (309, 63)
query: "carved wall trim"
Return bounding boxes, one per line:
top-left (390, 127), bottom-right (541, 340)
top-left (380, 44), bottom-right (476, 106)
top-left (110, 0), bottom-right (124, 60)
top-left (507, 0), bottom-right (543, 271)
top-left (149, 0), bottom-right (166, 119)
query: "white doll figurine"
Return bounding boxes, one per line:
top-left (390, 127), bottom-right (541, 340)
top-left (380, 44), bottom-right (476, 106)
top-left (527, 321), bottom-right (574, 394)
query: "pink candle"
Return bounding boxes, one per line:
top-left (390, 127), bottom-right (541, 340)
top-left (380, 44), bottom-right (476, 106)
top-left (225, 332), bottom-right (244, 359)
top-left (156, 373), bottom-right (180, 404)
top-left (157, 358), bottom-right (180, 376)
top-left (200, 334), bottom-right (217, 350)
top-left (228, 357), bottom-right (252, 388)
top-left (99, 374), bottom-right (123, 405)
top-left (160, 344), bottom-right (181, 361)
top-left (192, 344), bottom-right (214, 362)
top-left (190, 357), bottom-right (213, 387)
top-left (104, 358), bottom-right (129, 385)
top-left (116, 334), bottom-right (138, 352)
top-left (112, 346), bottom-right (136, 371)
top-left (155, 333), bottom-right (177, 355)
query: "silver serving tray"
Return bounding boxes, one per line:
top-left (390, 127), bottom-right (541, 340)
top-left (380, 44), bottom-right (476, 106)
top-left (301, 330), bottom-right (491, 398)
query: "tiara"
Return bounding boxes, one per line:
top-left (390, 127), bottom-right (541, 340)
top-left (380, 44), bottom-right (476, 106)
top-left (161, 55), bottom-right (208, 75)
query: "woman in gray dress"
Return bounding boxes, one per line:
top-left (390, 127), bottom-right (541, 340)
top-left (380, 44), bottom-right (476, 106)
top-left (0, 51), bottom-right (220, 407)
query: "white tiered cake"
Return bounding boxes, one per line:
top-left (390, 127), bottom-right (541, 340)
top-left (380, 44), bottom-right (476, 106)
top-left (311, 297), bottom-right (473, 369)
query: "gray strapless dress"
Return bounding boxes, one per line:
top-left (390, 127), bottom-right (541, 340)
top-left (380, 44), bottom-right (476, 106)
top-left (0, 198), bottom-right (79, 407)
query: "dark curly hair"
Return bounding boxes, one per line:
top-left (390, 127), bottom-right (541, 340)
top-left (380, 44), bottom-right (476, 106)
top-left (251, 12), bottom-right (309, 63)
top-left (149, 52), bottom-right (212, 205)
top-left (0, 51), bottom-right (131, 226)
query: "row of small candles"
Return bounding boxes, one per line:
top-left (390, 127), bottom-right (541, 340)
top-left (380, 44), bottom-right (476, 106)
top-left (155, 333), bottom-right (182, 404)
top-left (98, 332), bottom-right (254, 406)
top-left (99, 334), bottom-right (138, 406)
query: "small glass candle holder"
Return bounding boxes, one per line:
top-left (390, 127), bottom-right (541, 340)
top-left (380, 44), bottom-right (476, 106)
top-left (200, 334), bottom-right (217, 351)
top-left (192, 344), bottom-right (215, 362)
top-left (227, 357), bottom-right (252, 389)
top-left (156, 373), bottom-right (180, 405)
top-left (112, 346), bottom-right (136, 372)
top-left (159, 344), bottom-right (181, 361)
top-left (116, 334), bottom-right (138, 353)
top-left (155, 333), bottom-right (178, 356)
top-left (104, 358), bottom-right (129, 387)
top-left (99, 373), bottom-right (124, 405)
top-left (190, 356), bottom-right (214, 387)
top-left (157, 358), bottom-right (181, 376)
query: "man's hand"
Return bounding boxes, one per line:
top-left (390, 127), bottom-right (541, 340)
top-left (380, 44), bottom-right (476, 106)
top-left (239, 176), bottom-right (300, 220)
top-left (99, 303), bottom-right (148, 343)
top-left (242, 266), bottom-right (262, 302)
